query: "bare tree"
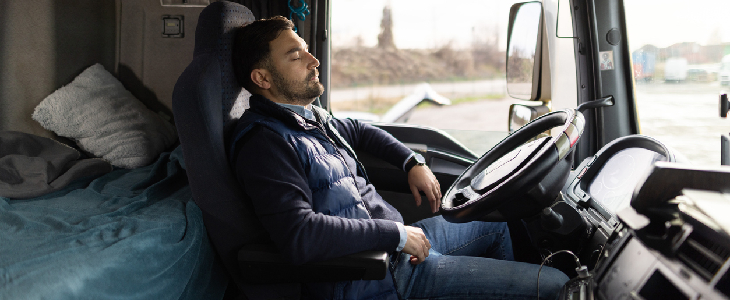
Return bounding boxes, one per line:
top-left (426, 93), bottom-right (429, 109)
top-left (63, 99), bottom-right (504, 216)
top-left (378, 5), bottom-right (396, 49)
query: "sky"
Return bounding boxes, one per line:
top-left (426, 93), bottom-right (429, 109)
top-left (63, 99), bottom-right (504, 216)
top-left (623, 0), bottom-right (730, 51)
top-left (331, 0), bottom-right (730, 52)
top-left (331, 0), bottom-right (520, 49)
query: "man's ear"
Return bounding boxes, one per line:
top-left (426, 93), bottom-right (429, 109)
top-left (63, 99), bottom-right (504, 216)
top-left (250, 69), bottom-right (271, 90)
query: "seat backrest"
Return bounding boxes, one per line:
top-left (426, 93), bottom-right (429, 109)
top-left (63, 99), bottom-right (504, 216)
top-left (171, 0), bottom-right (266, 285)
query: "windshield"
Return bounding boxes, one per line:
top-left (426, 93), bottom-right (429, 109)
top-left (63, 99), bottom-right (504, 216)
top-left (625, 0), bottom-right (730, 166)
top-left (331, 0), bottom-right (526, 156)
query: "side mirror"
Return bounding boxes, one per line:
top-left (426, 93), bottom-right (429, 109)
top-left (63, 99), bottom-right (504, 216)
top-left (506, 2), bottom-right (544, 101)
top-left (508, 103), bottom-right (550, 132)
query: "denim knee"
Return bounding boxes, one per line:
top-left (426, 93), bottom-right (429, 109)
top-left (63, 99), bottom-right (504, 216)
top-left (538, 267), bottom-right (569, 300)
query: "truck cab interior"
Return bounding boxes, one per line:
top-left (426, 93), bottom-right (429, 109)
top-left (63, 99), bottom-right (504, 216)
top-left (2, 1), bottom-right (730, 300)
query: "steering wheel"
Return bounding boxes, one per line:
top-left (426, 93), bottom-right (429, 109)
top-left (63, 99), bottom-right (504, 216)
top-left (441, 109), bottom-right (585, 223)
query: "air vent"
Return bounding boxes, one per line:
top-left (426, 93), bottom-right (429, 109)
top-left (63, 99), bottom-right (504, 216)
top-left (677, 231), bottom-right (730, 281)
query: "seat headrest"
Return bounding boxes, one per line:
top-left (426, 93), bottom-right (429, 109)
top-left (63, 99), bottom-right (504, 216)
top-left (194, 1), bottom-right (255, 126)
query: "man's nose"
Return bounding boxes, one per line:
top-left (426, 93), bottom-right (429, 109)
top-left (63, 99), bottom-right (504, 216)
top-left (306, 52), bottom-right (319, 69)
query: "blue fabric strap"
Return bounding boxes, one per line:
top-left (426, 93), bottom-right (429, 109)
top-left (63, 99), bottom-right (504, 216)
top-left (288, 0), bottom-right (310, 33)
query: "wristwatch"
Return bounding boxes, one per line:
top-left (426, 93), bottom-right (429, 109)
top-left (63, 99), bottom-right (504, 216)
top-left (405, 153), bottom-right (426, 172)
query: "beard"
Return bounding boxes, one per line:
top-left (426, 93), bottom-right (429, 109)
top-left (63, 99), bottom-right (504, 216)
top-left (270, 67), bottom-right (324, 106)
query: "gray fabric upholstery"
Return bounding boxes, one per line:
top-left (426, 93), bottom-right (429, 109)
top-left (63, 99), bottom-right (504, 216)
top-left (193, 1), bottom-right (253, 127)
top-left (171, 1), bottom-right (266, 290)
top-left (0, 1), bottom-right (115, 138)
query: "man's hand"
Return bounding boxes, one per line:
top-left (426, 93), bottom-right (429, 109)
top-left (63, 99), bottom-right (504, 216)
top-left (402, 225), bottom-right (430, 265)
top-left (408, 165), bottom-right (442, 213)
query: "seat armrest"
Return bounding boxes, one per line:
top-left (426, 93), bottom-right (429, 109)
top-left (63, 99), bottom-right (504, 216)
top-left (237, 245), bottom-right (389, 283)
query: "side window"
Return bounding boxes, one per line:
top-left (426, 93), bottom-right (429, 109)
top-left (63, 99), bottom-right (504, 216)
top-left (331, 0), bottom-right (524, 156)
top-left (624, 1), bottom-right (730, 166)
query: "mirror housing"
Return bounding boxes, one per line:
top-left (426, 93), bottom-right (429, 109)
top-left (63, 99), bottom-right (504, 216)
top-left (506, 2), bottom-right (544, 101)
top-left (508, 102), bottom-right (550, 132)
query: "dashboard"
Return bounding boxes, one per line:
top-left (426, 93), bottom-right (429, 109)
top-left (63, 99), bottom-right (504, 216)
top-left (522, 135), bottom-right (676, 276)
top-left (542, 135), bottom-right (730, 300)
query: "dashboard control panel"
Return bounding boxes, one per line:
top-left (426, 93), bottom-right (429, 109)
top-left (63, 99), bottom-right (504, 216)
top-left (552, 134), bottom-right (730, 300)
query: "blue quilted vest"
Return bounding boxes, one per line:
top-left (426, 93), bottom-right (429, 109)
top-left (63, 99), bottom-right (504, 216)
top-left (230, 105), bottom-right (371, 219)
top-left (228, 96), bottom-right (399, 300)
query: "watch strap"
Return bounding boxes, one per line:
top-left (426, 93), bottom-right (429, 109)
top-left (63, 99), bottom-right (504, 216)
top-left (405, 153), bottom-right (425, 172)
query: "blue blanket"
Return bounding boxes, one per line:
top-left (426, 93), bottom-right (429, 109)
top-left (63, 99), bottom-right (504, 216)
top-left (0, 146), bottom-right (227, 300)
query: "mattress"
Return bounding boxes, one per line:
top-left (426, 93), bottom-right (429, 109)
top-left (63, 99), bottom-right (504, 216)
top-left (0, 146), bottom-right (227, 300)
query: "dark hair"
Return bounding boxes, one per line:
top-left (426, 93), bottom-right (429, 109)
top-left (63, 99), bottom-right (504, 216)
top-left (232, 16), bottom-right (295, 92)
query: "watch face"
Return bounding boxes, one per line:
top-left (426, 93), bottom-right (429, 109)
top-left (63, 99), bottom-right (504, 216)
top-left (414, 153), bottom-right (426, 164)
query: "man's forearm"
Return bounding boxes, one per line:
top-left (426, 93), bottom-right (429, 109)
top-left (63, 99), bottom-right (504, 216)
top-left (332, 118), bottom-right (412, 169)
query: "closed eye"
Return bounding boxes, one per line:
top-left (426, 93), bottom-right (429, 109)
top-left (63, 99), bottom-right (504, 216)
top-left (286, 44), bottom-right (309, 61)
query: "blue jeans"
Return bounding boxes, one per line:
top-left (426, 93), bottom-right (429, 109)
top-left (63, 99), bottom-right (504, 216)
top-left (391, 216), bottom-right (568, 300)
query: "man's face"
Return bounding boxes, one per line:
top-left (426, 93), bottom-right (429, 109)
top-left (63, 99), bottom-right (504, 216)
top-left (266, 29), bottom-right (324, 106)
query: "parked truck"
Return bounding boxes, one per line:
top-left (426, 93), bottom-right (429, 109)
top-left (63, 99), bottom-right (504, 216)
top-left (720, 54), bottom-right (730, 86)
top-left (664, 57), bottom-right (688, 82)
top-left (632, 50), bottom-right (656, 82)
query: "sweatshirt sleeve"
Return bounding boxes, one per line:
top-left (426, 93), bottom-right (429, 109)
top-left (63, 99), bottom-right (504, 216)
top-left (331, 118), bottom-right (413, 171)
top-left (231, 126), bottom-right (401, 264)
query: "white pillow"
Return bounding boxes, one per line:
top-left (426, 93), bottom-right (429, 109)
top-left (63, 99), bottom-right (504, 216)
top-left (32, 64), bottom-right (177, 169)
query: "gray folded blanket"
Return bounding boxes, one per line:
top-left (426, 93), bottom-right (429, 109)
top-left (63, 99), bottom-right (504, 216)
top-left (0, 131), bottom-right (112, 199)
